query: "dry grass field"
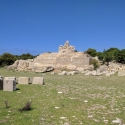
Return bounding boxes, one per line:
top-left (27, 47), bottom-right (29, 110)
top-left (0, 68), bottom-right (125, 125)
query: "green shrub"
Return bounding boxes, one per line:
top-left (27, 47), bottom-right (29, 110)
top-left (90, 59), bottom-right (100, 70)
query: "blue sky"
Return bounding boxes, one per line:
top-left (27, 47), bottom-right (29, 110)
top-left (0, 0), bottom-right (125, 55)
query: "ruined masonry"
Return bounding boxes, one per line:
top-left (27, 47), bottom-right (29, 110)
top-left (7, 41), bottom-right (91, 72)
top-left (3, 80), bottom-right (16, 91)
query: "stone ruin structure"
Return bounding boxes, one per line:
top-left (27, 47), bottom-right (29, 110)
top-left (7, 41), bottom-right (92, 72)
top-left (59, 41), bottom-right (75, 53)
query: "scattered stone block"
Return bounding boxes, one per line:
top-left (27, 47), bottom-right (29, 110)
top-left (102, 71), bottom-right (106, 74)
top-left (91, 70), bottom-right (97, 76)
top-left (32, 77), bottom-right (44, 85)
top-left (70, 71), bottom-right (76, 75)
top-left (62, 71), bottom-right (67, 75)
top-left (67, 72), bottom-right (71, 75)
top-left (118, 71), bottom-right (125, 76)
top-left (3, 80), bottom-right (16, 91)
top-left (106, 72), bottom-right (111, 76)
top-left (4, 77), bottom-right (16, 81)
top-left (110, 71), bottom-right (115, 75)
top-left (51, 72), bottom-right (55, 75)
top-left (18, 77), bottom-right (30, 84)
top-left (58, 73), bottom-right (64, 75)
top-left (96, 69), bottom-right (101, 76)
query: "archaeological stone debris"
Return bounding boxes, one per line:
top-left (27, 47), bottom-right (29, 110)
top-left (7, 41), bottom-right (91, 72)
top-left (118, 71), bottom-right (125, 76)
top-left (18, 77), bottom-right (30, 84)
top-left (0, 76), bottom-right (45, 92)
top-left (3, 80), bottom-right (16, 92)
top-left (6, 41), bottom-right (125, 76)
top-left (32, 77), bottom-right (44, 85)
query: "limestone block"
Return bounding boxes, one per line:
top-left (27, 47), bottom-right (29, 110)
top-left (3, 80), bottom-right (16, 91)
top-left (18, 77), bottom-right (30, 84)
top-left (110, 71), bottom-right (115, 75)
top-left (58, 73), bottom-right (64, 75)
top-left (106, 72), bottom-right (111, 76)
top-left (118, 71), bottom-right (125, 76)
top-left (70, 71), bottom-right (76, 75)
top-left (101, 71), bottom-right (106, 74)
top-left (91, 70), bottom-right (97, 76)
top-left (85, 72), bottom-right (91, 76)
top-left (96, 69), bottom-right (101, 75)
top-left (61, 71), bottom-right (67, 75)
top-left (67, 72), bottom-right (71, 75)
top-left (32, 77), bottom-right (44, 85)
top-left (51, 72), bottom-right (55, 75)
top-left (0, 76), bottom-right (3, 90)
top-left (4, 77), bottom-right (16, 81)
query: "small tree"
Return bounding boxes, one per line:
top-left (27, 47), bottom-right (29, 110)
top-left (0, 53), bottom-right (16, 67)
top-left (90, 59), bottom-right (100, 70)
top-left (86, 48), bottom-right (97, 57)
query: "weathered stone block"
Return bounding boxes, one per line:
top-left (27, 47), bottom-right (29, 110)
top-left (58, 73), bottom-right (63, 75)
top-left (3, 80), bottom-right (16, 91)
top-left (106, 72), bottom-right (111, 76)
top-left (4, 77), bottom-right (16, 81)
top-left (70, 71), bottom-right (76, 75)
top-left (32, 77), bottom-right (44, 85)
top-left (91, 70), bottom-right (97, 76)
top-left (18, 77), bottom-right (30, 84)
top-left (67, 72), bottom-right (71, 75)
top-left (51, 72), bottom-right (55, 75)
top-left (96, 69), bottom-right (101, 75)
top-left (62, 71), bottom-right (68, 75)
top-left (118, 71), bottom-right (125, 76)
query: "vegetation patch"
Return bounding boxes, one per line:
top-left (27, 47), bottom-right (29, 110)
top-left (0, 68), bottom-right (125, 124)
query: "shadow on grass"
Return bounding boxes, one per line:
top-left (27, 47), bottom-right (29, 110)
top-left (16, 88), bottom-right (20, 91)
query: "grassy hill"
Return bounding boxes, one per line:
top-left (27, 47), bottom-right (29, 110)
top-left (0, 68), bottom-right (125, 125)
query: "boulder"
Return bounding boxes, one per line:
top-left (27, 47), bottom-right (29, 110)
top-left (7, 60), bottom-right (19, 70)
top-left (34, 65), bottom-right (54, 73)
top-left (118, 71), bottom-right (125, 76)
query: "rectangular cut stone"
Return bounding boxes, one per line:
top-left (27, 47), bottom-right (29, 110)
top-left (4, 77), bottom-right (16, 81)
top-left (18, 77), bottom-right (30, 84)
top-left (118, 71), bottom-right (125, 76)
top-left (32, 77), bottom-right (44, 85)
top-left (92, 70), bottom-right (97, 76)
top-left (106, 72), bottom-right (110, 76)
top-left (3, 80), bottom-right (16, 91)
top-left (96, 69), bottom-right (101, 75)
